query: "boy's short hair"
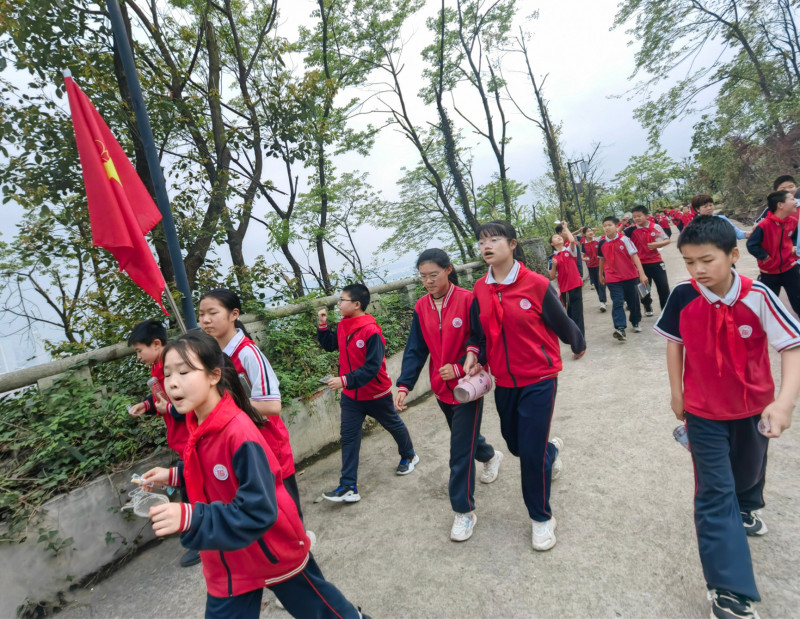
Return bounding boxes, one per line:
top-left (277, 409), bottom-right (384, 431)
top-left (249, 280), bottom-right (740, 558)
top-left (773, 175), bottom-right (795, 191)
top-left (603, 216), bottom-right (619, 224)
top-left (631, 205), bottom-right (649, 215)
top-left (554, 224), bottom-right (564, 234)
top-left (342, 283), bottom-right (370, 311)
top-left (677, 215), bottom-right (736, 254)
top-left (690, 193), bottom-right (713, 213)
top-left (127, 320), bottom-right (168, 347)
top-left (767, 190), bottom-right (790, 213)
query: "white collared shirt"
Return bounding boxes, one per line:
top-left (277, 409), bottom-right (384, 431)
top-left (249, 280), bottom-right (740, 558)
top-left (486, 260), bottom-right (520, 285)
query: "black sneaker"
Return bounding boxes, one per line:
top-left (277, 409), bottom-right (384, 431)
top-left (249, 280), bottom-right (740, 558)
top-left (323, 485), bottom-right (360, 503)
top-left (396, 454), bottom-right (419, 475)
top-left (709, 589), bottom-right (760, 619)
top-left (180, 548), bottom-right (201, 568)
top-left (613, 328), bottom-right (627, 341)
top-left (741, 511), bottom-right (768, 536)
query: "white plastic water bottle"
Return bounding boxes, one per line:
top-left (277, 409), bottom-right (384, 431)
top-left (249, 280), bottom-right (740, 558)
top-left (673, 425), bottom-right (690, 451)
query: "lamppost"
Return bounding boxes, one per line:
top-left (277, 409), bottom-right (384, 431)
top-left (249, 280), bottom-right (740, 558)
top-left (567, 159), bottom-right (589, 227)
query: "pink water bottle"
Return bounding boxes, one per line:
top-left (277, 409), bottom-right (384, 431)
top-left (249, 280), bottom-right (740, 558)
top-left (453, 371), bottom-right (493, 403)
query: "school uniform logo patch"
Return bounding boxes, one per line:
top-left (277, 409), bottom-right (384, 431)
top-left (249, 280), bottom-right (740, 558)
top-left (520, 299), bottom-right (532, 310)
top-left (738, 325), bottom-right (753, 339)
top-left (356, 339), bottom-right (365, 348)
top-left (213, 464), bottom-right (229, 481)
top-left (452, 317), bottom-right (463, 328)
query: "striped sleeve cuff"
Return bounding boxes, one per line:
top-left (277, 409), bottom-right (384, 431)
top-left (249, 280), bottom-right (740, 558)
top-left (340, 375), bottom-right (347, 388)
top-left (179, 503), bottom-right (193, 532)
top-left (169, 467), bottom-right (180, 487)
top-left (397, 385), bottom-right (409, 394)
top-left (453, 364), bottom-right (464, 378)
top-left (143, 399), bottom-right (151, 413)
top-left (318, 323), bottom-right (329, 330)
top-left (466, 346), bottom-right (480, 355)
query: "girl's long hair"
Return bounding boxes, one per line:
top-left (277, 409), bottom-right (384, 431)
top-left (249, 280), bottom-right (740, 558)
top-left (476, 220), bottom-right (526, 262)
top-left (199, 288), bottom-right (253, 339)
top-left (416, 248), bottom-right (458, 285)
top-left (162, 331), bottom-right (264, 428)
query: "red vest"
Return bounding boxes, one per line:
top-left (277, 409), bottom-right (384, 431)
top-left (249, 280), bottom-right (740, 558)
top-left (599, 235), bottom-right (639, 283)
top-left (754, 212), bottom-right (798, 274)
top-left (472, 263), bottom-right (562, 388)
top-left (185, 395), bottom-right (309, 596)
top-left (230, 336), bottom-right (295, 478)
top-left (412, 284), bottom-right (474, 405)
top-left (337, 317), bottom-right (393, 400)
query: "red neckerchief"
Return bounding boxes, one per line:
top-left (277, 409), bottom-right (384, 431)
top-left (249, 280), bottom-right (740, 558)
top-left (690, 276), bottom-right (752, 408)
top-left (183, 392), bottom-right (241, 503)
top-left (336, 313), bottom-right (377, 340)
top-left (487, 262), bottom-right (532, 345)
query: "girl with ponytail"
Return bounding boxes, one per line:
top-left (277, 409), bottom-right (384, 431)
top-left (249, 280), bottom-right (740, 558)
top-left (395, 249), bottom-right (503, 543)
top-left (464, 220), bottom-right (586, 551)
top-left (198, 289), bottom-right (303, 519)
top-left (142, 332), bottom-right (365, 619)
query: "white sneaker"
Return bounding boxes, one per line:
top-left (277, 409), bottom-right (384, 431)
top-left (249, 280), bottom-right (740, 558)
top-left (599, 302), bottom-right (607, 312)
top-left (550, 437), bottom-right (564, 480)
top-left (532, 517), bottom-right (557, 551)
top-left (450, 511), bottom-right (477, 542)
top-left (480, 450), bottom-right (504, 484)
top-left (632, 323), bottom-right (642, 333)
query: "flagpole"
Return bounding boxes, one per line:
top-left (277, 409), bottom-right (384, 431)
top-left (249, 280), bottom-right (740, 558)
top-left (163, 284), bottom-right (188, 334)
top-left (105, 0), bottom-right (198, 330)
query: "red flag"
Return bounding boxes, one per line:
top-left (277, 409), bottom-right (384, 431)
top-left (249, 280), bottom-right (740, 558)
top-left (64, 76), bottom-right (168, 314)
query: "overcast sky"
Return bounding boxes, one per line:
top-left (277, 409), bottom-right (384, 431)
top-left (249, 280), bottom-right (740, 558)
top-left (1, 0), bottom-right (704, 368)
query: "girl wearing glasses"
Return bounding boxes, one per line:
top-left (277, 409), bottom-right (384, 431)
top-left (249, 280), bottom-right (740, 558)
top-left (395, 249), bottom-right (504, 542)
top-left (464, 220), bottom-right (586, 551)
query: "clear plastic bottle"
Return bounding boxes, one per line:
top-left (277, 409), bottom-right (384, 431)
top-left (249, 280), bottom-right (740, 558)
top-left (147, 376), bottom-right (167, 403)
top-left (673, 425), bottom-right (690, 451)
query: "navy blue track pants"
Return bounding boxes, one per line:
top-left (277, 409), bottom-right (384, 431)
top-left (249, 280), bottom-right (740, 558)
top-left (437, 398), bottom-right (495, 513)
top-left (494, 378), bottom-right (559, 522)
top-left (607, 277), bottom-right (641, 329)
top-left (340, 393), bottom-right (414, 488)
top-left (587, 265), bottom-right (607, 303)
top-left (685, 412), bottom-right (768, 601)
top-left (205, 555), bottom-right (360, 618)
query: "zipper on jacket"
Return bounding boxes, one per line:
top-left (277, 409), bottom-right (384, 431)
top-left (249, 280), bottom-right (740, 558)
top-left (258, 538), bottom-right (279, 564)
top-left (219, 550), bottom-right (233, 596)
top-left (345, 333), bottom-right (357, 400)
top-left (497, 292), bottom-right (518, 388)
top-left (541, 344), bottom-right (554, 367)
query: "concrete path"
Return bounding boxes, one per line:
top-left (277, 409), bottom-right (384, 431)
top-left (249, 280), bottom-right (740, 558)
top-left (58, 234), bottom-right (800, 618)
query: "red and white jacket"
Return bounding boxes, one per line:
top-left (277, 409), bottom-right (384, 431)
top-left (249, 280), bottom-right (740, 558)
top-left (225, 330), bottom-right (295, 478)
top-left (171, 394), bottom-right (310, 597)
top-left (468, 261), bottom-right (585, 388)
top-left (396, 283), bottom-right (473, 405)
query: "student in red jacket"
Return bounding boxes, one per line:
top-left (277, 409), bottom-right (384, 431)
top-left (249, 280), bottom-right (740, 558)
top-left (317, 283), bottom-right (418, 503)
top-left (581, 227), bottom-right (607, 311)
top-left (142, 332), bottom-right (365, 618)
top-left (127, 320), bottom-right (197, 568)
top-left (395, 249), bottom-right (503, 542)
top-left (464, 220), bottom-right (586, 552)
top-left (198, 289), bottom-right (303, 521)
top-left (746, 190), bottom-right (800, 316)
top-left (549, 222), bottom-right (585, 335)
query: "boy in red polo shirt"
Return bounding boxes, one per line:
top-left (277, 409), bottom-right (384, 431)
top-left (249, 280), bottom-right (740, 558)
top-left (549, 222), bottom-right (585, 335)
top-left (598, 216), bottom-right (649, 341)
top-left (746, 190), bottom-right (800, 316)
top-left (655, 216), bottom-right (800, 619)
top-left (624, 205), bottom-right (671, 317)
top-left (317, 283), bottom-right (418, 503)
